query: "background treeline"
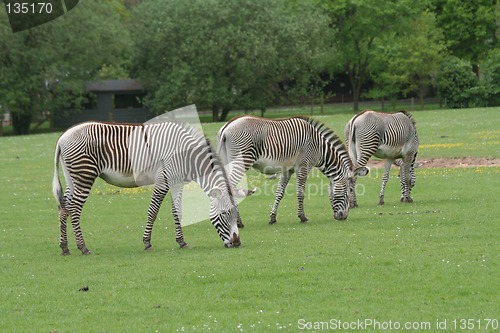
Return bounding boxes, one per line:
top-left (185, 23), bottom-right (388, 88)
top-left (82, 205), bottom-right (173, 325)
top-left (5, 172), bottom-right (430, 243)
top-left (1, 0), bottom-right (499, 134)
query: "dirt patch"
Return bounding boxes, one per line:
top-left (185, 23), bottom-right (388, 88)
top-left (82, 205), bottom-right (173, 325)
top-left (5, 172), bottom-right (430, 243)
top-left (367, 157), bottom-right (500, 169)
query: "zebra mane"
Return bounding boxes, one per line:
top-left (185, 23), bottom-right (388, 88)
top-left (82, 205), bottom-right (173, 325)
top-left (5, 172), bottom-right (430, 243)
top-left (397, 110), bottom-right (416, 126)
top-left (148, 119), bottom-right (235, 200)
top-left (294, 116), bottom-right (346, 149)
top-left (299, 116), bottom-right (353, 172)
top-left (185, 123), bottom-right (237, 201)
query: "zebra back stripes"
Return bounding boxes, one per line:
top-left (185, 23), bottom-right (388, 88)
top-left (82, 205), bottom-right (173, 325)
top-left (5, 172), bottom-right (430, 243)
top-left (345, 110), bottom-right (419, 206)
top-left (53, 121), bottom-right (240, 255)
top-left (218, 115), bottom-right (368, 223)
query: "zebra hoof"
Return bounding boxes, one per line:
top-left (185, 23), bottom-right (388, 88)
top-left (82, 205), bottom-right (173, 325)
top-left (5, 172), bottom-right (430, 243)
top-left (144, 240), bottom-right (153, 251)
top-left (179, 242), bottom-right (189, 249)
top-left (237, 221), bottom-right (245, 228)
top-left (400, 197), bottom-right (413, 203)
top-left (61, 250), bottom-right (71, 256)
top-left (269, 217), bottom-right (277, 225)
top-left (299, 216), bottom-right (308, 223)
top-left (81, 248), bottom-right (91, 255)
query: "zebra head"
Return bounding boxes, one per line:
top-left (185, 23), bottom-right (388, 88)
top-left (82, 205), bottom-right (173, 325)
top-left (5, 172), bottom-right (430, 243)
top-left (328, 166), bottom-right (369, 220)
top-left (328, 177), bottom-right (351, 221)
top-left (208, 187), bottom-right (241, 248)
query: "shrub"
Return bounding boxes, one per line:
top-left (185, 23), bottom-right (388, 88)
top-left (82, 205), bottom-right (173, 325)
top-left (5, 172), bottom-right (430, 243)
top-left (471, 48), bottom-right (500, 106)
top-left (437, 56), bottom-right (477, 108)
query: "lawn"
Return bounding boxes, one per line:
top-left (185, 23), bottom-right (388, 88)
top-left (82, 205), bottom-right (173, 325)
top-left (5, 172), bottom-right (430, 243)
top-left (0, 107), bottom-right (499, 332)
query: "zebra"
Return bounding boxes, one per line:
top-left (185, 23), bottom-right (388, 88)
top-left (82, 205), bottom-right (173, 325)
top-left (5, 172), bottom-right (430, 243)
top-left (217, 115), bottom-right (368, 224)
top-left (344, 110), bottom-right (419, 206)
top-left (52, 121), bottom-right (241, 255)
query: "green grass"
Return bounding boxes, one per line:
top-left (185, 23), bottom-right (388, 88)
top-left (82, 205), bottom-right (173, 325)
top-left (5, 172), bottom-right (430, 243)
top-left (1, 107), bottom-right (499, 332)
top-left (202, 106), bottom-right (500, 159)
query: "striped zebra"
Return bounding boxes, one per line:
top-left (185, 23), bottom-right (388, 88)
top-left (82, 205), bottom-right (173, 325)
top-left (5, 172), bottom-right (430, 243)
top-left (52, 121), bottom-right (241, 255)
top-left (217, 115), bottom-right (368, 224)
top-left (344, 110), bottom-right (419, 206)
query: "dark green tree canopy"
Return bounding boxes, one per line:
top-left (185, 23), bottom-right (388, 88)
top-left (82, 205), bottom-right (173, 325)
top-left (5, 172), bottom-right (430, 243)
top-left (319, 0), bottom-right (427, 111)
top-left (132, 0), bottom-right (332, 121)
top-left (430, 0), bottom-right (498, 64)
top-left (0, 0), bottom-right (132, 134)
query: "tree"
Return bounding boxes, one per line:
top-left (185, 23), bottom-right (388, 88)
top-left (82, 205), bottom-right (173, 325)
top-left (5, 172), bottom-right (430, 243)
top-left (369, 11), bottom-right (446, 107)
top-left (320, 0), bottom-right (425, 111)
top-left (470, 48), bottom-right (500, 106)
top-left (0, 0), bottom-right (132, 134)
top-left (430, 0), bottom-right (498, 65)
top-left (132, 0), bottom-right (332, 121)
top-left (437, 56), bottom-right (477, 108)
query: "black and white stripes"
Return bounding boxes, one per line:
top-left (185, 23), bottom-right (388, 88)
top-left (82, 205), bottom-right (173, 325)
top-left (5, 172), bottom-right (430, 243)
top-left (345, 110), bottom-right (419, 206)
top-left (53, 121), bottom-right (240, 255)
top-left (217, 115), bottom-right (366, 223)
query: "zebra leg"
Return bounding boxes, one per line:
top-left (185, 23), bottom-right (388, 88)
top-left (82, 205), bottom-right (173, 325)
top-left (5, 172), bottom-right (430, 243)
top-left (143, 181), bottom-right (169, 250)
top-left (295, 166), bottom-right (311, 223)
top-left (399, 160), bottom-right (413, 203)
top-left (379, 160), bottom-right (393, 205)
top-left (269, 169), bottom-right (293, 224)
top-left (58, 191), bottom-right (71, 255)
top-left (229, 158), bottom-right (255, 228)
top-left (228, 159), bottom-right (253, 199)
top-left (170, 184), bottom-right (189, 248)
top-left (68, 186), bottom-right (93, 255)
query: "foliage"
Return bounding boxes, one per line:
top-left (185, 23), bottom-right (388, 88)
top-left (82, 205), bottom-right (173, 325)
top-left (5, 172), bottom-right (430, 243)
top-left (470, 48), bottom-right (500, 107)
top-left (2, 0), bottom-right (500, 135)
top-left (437, 56), bottom-right (478, 108)
top-left (369, 11), bottom-right (446, 107)
top-left (0, 1), bottom-right (132, 135)
top-left (320, 0), bottom-right (426, 111)
top-left (132, 0), bottom-right (332, 121)
top-left (430, 0), bottom-right (498, 64)
top-left (1, 108), bottom-right (499, 332)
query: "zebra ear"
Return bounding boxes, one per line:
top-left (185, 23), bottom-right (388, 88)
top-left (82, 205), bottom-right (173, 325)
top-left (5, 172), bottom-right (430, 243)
top-left (209, 187), bottom-right (223, 199)
top-left (354, 166), bottom-right (369, 177)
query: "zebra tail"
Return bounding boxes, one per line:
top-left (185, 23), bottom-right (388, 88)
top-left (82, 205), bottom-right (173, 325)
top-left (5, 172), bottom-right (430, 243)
top-left (346, 120), bottom-right (358, 166)
top-left (217, 132), bottom-right (229, 166)
top-left (52, 143), bottom-right (63, 206)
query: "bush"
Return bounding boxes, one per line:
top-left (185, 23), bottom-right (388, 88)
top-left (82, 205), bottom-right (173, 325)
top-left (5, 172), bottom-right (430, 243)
top-left (471, 49), bottom-right (500, 107)
top-left (437, 56), bottom-right (477, 108)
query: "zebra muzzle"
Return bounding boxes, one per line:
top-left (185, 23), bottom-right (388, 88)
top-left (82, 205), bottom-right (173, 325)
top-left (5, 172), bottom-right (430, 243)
top-left (227, 232), bottom-right (241, 248)
top-left (334, 210), bottom-right (348, 221)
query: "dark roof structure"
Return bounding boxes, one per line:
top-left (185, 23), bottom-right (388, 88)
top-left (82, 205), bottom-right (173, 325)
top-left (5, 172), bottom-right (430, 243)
top-left (86, 79), bottom-right (143, 93)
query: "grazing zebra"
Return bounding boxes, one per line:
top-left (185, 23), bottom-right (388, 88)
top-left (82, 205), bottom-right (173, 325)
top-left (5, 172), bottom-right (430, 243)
top-left (217, 115), bottom-right (368, 224)
top-left (52, 121), bottom-right (241, 255)
top-left (344, 110), bottom-right (419, 206)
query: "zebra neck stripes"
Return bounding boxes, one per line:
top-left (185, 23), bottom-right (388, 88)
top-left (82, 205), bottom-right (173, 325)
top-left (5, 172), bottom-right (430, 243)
top-left (217, 115), bottom-right (358, 222)
top-left (53, 120), bottom-right (240, 254)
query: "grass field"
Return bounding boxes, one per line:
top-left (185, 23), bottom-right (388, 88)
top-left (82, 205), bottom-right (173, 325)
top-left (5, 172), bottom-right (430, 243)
top-left (1, 107), bottom-right (499, 332)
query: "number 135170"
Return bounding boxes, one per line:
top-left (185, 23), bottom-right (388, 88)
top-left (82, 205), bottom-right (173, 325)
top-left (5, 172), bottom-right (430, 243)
top-left (451, 319), bottom-right (499, 330)
top-left (5, 2), bottom-right (53, 14)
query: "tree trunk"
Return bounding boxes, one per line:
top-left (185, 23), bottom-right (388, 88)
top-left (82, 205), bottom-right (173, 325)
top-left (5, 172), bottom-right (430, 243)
top-left (419, 86), bottom-right (425, 110)
top-left (348, 69), bottom-right (361, 112)
top-left (220, 107), bottom-right (231, 122)
top-left (352, 85), bottom-right (361, 112)
top-left (212, 106), bottom-right (219, 122)
top-left (11, 112), bottom-right (32, 135)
